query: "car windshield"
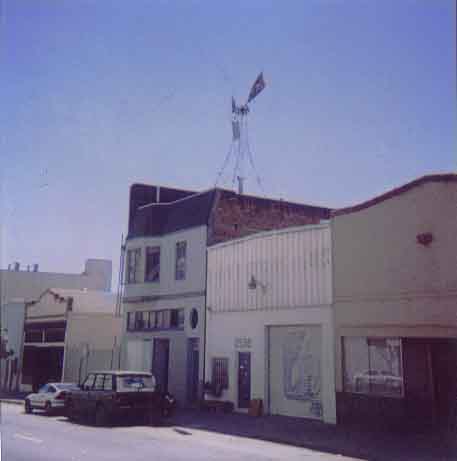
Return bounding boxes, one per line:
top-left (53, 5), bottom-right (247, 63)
top-left (116, 375), bottom-right (156, 392)
top-left (54, 383), bottom-right (79, 390)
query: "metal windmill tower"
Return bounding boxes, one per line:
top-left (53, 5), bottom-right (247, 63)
top-left (215, 72), bottom-right (266, 194)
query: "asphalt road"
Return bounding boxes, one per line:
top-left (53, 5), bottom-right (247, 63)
top-left (1, 403), bottom-right (361, 461)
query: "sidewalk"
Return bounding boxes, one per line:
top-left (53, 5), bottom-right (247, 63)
top-left (0, 391), bottom-right (27, 405)
top-left (169, 408), bottom-right (457, 461)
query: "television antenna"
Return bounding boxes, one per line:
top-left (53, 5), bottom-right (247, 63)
top-left (215, 72), bottom-right (267, 195)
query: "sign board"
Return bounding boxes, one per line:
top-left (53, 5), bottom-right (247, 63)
top-left (235, 337), bottom-right (252, 349)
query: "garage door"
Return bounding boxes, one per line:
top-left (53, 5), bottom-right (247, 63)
top-left (269, 325), bottom-right (323, 419)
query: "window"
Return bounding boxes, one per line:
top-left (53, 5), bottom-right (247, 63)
top-left (145, 246), bottom-right (160, 282)
top-left (126, 248), bottom-right (141, 284)
top-left (343, 337), bottom-right (404, 398)
top-left (103, 375), bottom-right (113, 391)
top-left (212, 358), bottom-right (229, 390)
top-left (175, 241), bottom-right (187, 280)
top-left (94, 374), bottom-right (105, 390)
top-left (134, 311), bottom-right (147, 330)
top-left (127, 312), bottom-right (135, 331)
top-left (170, 309), bottom-right (185, 328)
top-left (45, 328), bottom-right (65, 342)
top-left (116, 374), bottom-right (156, 392)
top-left (148, 311), bottom-right (157, 329)
top-left (25, 329), bottom-right (43, 343)
top-left (82, 374), bottom-right (96, 390)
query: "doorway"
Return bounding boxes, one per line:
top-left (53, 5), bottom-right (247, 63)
top-left (152, 339), bottom-right (170, 393)
top-left (187, 338), bottom-right (200, 403)
top-left (238, 352), bottom-right (251, 408)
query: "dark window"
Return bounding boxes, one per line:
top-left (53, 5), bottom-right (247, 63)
top-left (145, 246), bottom-right (160, 282)
top-left (148, 311), bottom-right (157, 329)
top-left (127, 312), bottom-right (135, 331)
top-left (45, 328), bottom-right (65, 342)
top-left (134, 311), bottom-right (147, 330)
top-left (25, 329), bottom-right (43, 343)
top-left (170, 309), bottom-right (185, 328)
top-left (126, 248), bottom-right (141, 284)
top-left (212, 358), bottom-right (229, 390)
top-left (175, 241), bottom-right (187, 280)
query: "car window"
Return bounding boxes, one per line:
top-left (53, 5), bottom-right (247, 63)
top-left (48, 385), bottom-right (56, 393)
top-left (82, 374), bottom-right (96, 390)
top-left (116, 375), bottom-right (156, 392)
top-left (55, 383), bottom-right (79, 390)
top-left (103, 375), bottom-right (113, 391)
top-left (38, 385), bottom-right (49, 394)
top-left (94, 374), bottom-right (105, 390)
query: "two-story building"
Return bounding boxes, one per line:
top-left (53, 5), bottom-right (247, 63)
top-left (122, 184), bottom-right (330, 405)
top-left (332, 174), bottom-right (457, 431)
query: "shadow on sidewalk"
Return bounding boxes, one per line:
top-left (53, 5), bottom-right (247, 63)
top-left (168, 408), bottom-right (457, 461)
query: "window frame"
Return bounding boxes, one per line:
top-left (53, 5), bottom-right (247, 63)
top-left (145, 246), bottom-right (161, 283)
top-left (126, 248), bottom-right (142, 284)
top-left (175, 241), bottom-right (187, 281)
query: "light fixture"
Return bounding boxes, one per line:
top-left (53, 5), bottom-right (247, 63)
top-left (248, 275), bottom-right (267, 293)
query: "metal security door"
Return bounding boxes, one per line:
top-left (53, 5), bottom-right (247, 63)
top-left (152, 339), bottom-right (170, 393)
top-left (238, 352), bottom-right (251, 408)
top-left (187, 338), bottom-right (200, 403)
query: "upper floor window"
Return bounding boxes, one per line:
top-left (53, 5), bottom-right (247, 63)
top-left (145, 246), bottom-right (160, 282)
top-left (126, 248), bottom-right (142, 284)
top-left (175, 241), bottom-right (187, 280)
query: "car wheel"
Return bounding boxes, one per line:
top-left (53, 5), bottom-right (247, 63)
top-left (44, 401), bottom-right (52, 415)
top-left (95, 405), bottom-right (109, 427)
top-left (24, 399), bottom-right (32, 414)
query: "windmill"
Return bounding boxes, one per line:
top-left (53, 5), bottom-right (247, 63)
top-left (215, 72), bottom-right (266, 194)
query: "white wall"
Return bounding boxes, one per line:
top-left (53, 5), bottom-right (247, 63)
top-left (123, 226), bottom-right (207, 300)
top-left (207, 224), bottom-right (332, 313)
top-left (206, 307), bottom-right (336, 423)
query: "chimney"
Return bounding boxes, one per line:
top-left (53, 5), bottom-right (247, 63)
top-left (14, 262), bottom-right (20, 272)
top-left (33, 264), bottom-right (39, 272)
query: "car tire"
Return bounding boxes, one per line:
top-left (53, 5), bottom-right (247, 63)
top-left (25, 400), bottom-right (32, 414)
top-left (95, 405), bottom-right (109, 427)
top-left (44, 401), bottom-right (52, 415)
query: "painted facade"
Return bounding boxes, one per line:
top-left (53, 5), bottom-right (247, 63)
top-left (206, 224), bottom-right (336, 423)
top-left (332, 174), bottom-right (457, 430)
top-left (20, 288), bottom-right (121, 391)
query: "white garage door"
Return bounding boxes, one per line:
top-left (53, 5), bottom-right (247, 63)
top-left (269, 325), bottom-right (323, 419)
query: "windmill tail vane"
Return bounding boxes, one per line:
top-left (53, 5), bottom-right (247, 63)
top-left (216, 72), bottom-right (267, 195)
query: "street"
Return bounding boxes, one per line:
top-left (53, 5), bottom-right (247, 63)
top-left (1, 403), bottom-right (361, 461)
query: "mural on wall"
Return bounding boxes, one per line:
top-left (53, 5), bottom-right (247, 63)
top-left (282, 327), bottom-right (322, 417)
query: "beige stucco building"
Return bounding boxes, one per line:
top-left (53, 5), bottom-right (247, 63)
top-left (332, 174), bottom-right (457, 430)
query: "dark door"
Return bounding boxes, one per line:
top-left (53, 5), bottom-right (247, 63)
top-left (187, 338), bottom-right (200, 403)
top-left (238, 352), bottom-right (251, 408)
top-left (152, 339), bottom-right (170, 393)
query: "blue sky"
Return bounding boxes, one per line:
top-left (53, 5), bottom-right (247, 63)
top-left (1, 0), bottom-right (455, 285)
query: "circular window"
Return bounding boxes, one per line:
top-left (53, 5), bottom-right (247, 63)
top-left (190, 308), bottom-right (199, 329)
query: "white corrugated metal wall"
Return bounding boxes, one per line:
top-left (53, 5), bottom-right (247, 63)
top-left (207, 224), bottom-right (332, 312)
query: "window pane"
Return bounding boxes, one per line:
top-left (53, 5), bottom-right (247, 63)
top-left (45, 328), bottom-right (65, 342)
top-left (127, 312), bottom-right (135, 331)
top-left (145, 247), bottom-right (160, 282)
top-left (343, 337), bottom-right (369, 394)
top-left (103, 375), bottom-right (113, 391)
top-left (156, 311), bottom-right (164, 328)
top-left (175, 241), bottom-right (187, 280)
top-left (149, 311), bottom-right (157, 329)
top-left (368, 338), bottom-right (403, 397)
top-left (162, 310), bottom-right (170, 329)
top-left (94, 374), bottom-right (105, 390)
top-left (170, 310), bottom-right (178, 328)
top-left (134, 311), bottom-right (146, 330)
top-left (126, 248), bottom-right (141, 283)
top-left (178, 309), bottom-right (185, 328)
top-left (25, 329), bottom-right (42, 343)
top-left (83, 374), bottom-right (96, 390)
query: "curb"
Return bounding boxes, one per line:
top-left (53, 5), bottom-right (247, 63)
top-left (0, 399), bottom-right (24, 406)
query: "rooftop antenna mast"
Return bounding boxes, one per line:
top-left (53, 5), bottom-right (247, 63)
top-left (215, 72), bottom-right (266, 195)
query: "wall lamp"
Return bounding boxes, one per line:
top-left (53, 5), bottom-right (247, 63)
top-left (248, 275), bottom-right (267, 293)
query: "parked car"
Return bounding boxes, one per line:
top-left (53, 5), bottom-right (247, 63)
top-left (65, 370), bottom-right (176, 426)
top-left (25, 383), bottom-right (79, 415)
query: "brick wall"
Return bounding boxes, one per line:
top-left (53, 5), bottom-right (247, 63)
top-left (208, 190), bottom-right (331, 245)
